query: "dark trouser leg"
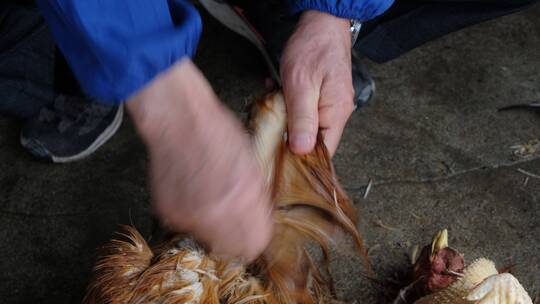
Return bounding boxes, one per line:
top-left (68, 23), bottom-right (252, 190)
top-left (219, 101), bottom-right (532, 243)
top-left (0, 3), bottom-right (57, 119)
top-left (0, 3), bottom-right (83, 120)
top-left (355, 0), bottom-right (539, 63)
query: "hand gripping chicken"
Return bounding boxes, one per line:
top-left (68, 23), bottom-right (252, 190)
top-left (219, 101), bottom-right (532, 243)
top-left (82, 92), bottom-right (369, 304)
top-left (396, 229), bottom-right (533, 304)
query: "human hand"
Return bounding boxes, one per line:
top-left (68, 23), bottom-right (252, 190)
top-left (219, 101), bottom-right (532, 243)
top-left (281, 10), bottom-right (354, 156)
top-left (127, 59), bottom-right (273, 261)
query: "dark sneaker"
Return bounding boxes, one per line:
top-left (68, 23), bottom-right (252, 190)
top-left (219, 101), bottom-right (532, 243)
top-left (352, 50), bottom-right (376, 109)
top-left (20, 95), bottom-right (123, 163)
top-left (199, 0), bottom-right (375, 109)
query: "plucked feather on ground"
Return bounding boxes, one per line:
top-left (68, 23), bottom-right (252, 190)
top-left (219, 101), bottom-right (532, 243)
top-left (82, 92), bottom-right (368, 304)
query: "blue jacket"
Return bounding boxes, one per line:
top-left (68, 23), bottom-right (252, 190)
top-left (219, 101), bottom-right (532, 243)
top-left (37, 0), bottom-right (393, 104)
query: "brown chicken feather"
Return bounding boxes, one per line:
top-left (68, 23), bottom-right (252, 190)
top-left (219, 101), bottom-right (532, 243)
top-left (83, 91), bottom-right (368, 304)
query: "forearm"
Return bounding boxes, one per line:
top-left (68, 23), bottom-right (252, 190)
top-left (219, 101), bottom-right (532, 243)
top-left (126, 59), bottom-right (259, 232)
top-left (297, 10), bottom-right (351, 45)
top-left (126, 60), bottom-right (212, 147)
top-left (125, 60), bottom-right (272, 260)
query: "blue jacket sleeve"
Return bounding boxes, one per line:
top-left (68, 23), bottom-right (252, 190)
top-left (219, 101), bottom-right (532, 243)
top-left (288, 0), bottom-right (394, 21)
top-left (36, 0), bottom-right (202, 104)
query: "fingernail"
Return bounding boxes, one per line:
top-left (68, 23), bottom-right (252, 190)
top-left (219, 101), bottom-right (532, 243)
top-left (290, 133), bottom-right (313, 152)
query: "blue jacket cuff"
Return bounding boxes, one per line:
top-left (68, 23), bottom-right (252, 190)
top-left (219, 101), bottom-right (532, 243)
top-left (288, 0), bottom-right (394, 21)
top-left (37, 0), bottom-right (202, 104)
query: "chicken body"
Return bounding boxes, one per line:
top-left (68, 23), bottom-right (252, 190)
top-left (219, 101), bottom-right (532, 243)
top-left (395, 230), bottom-right (533, 304)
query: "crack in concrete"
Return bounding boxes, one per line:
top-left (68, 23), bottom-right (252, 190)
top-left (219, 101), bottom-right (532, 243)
top-left (345, 156), bottom-right (540, 191)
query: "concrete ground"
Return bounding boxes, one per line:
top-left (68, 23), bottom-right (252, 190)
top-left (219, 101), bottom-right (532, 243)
top-left (0, 4), bottom-right (539, 304)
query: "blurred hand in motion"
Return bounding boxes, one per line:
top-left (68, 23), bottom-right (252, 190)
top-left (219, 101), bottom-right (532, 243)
top-left (281, 10), bottom-right (355, 156)
top-left (127, 59), bottom-right (273, 262)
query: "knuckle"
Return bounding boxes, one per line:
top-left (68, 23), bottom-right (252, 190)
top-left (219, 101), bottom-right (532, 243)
top-left (292, 113), bottom-right (316, 129)
top-left (283, 65), bottom-right (312, 87)
top-left (342, 102), bottom-right (355, 117)
top-left (333, 91), bottom-right (355, 116)
top-left (342, 84), bottom-right (355, 101)
top-left (281, 57), bottom-right (321, 89)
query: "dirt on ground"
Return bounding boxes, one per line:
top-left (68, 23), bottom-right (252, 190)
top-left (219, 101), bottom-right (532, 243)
top-left (0, 4), bottom-right (538, 304)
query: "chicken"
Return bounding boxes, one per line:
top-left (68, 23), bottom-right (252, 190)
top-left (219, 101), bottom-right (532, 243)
top-left (413, 229), bottom-right (465, 294)
top-left (394, 230), bottom-right (533, 304)
top-left (394, 229), bottom-right (465, 304)
top-left (415, 258), bottom-right (533, 304)
top-left (82, 92), bottom-right (368, 304)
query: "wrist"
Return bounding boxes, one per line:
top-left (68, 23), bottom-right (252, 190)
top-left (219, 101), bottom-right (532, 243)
top-left (126, 59), bottom-right (216, 145)
top-left (298, 10), bottom-right (351, 48)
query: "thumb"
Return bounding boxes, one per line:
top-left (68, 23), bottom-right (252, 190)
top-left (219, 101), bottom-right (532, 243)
top-left (283, 83), bottom-right (320, 155)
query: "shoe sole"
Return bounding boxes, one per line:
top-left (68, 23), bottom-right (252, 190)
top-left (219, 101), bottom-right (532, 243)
top-left (198, 0), bottom-right (281, 83)
top-left (20, 104), bottom-right (124, 163)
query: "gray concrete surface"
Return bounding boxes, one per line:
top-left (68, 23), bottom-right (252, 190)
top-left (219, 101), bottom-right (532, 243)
top-left (1, 4), bottom-right (539, 304)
